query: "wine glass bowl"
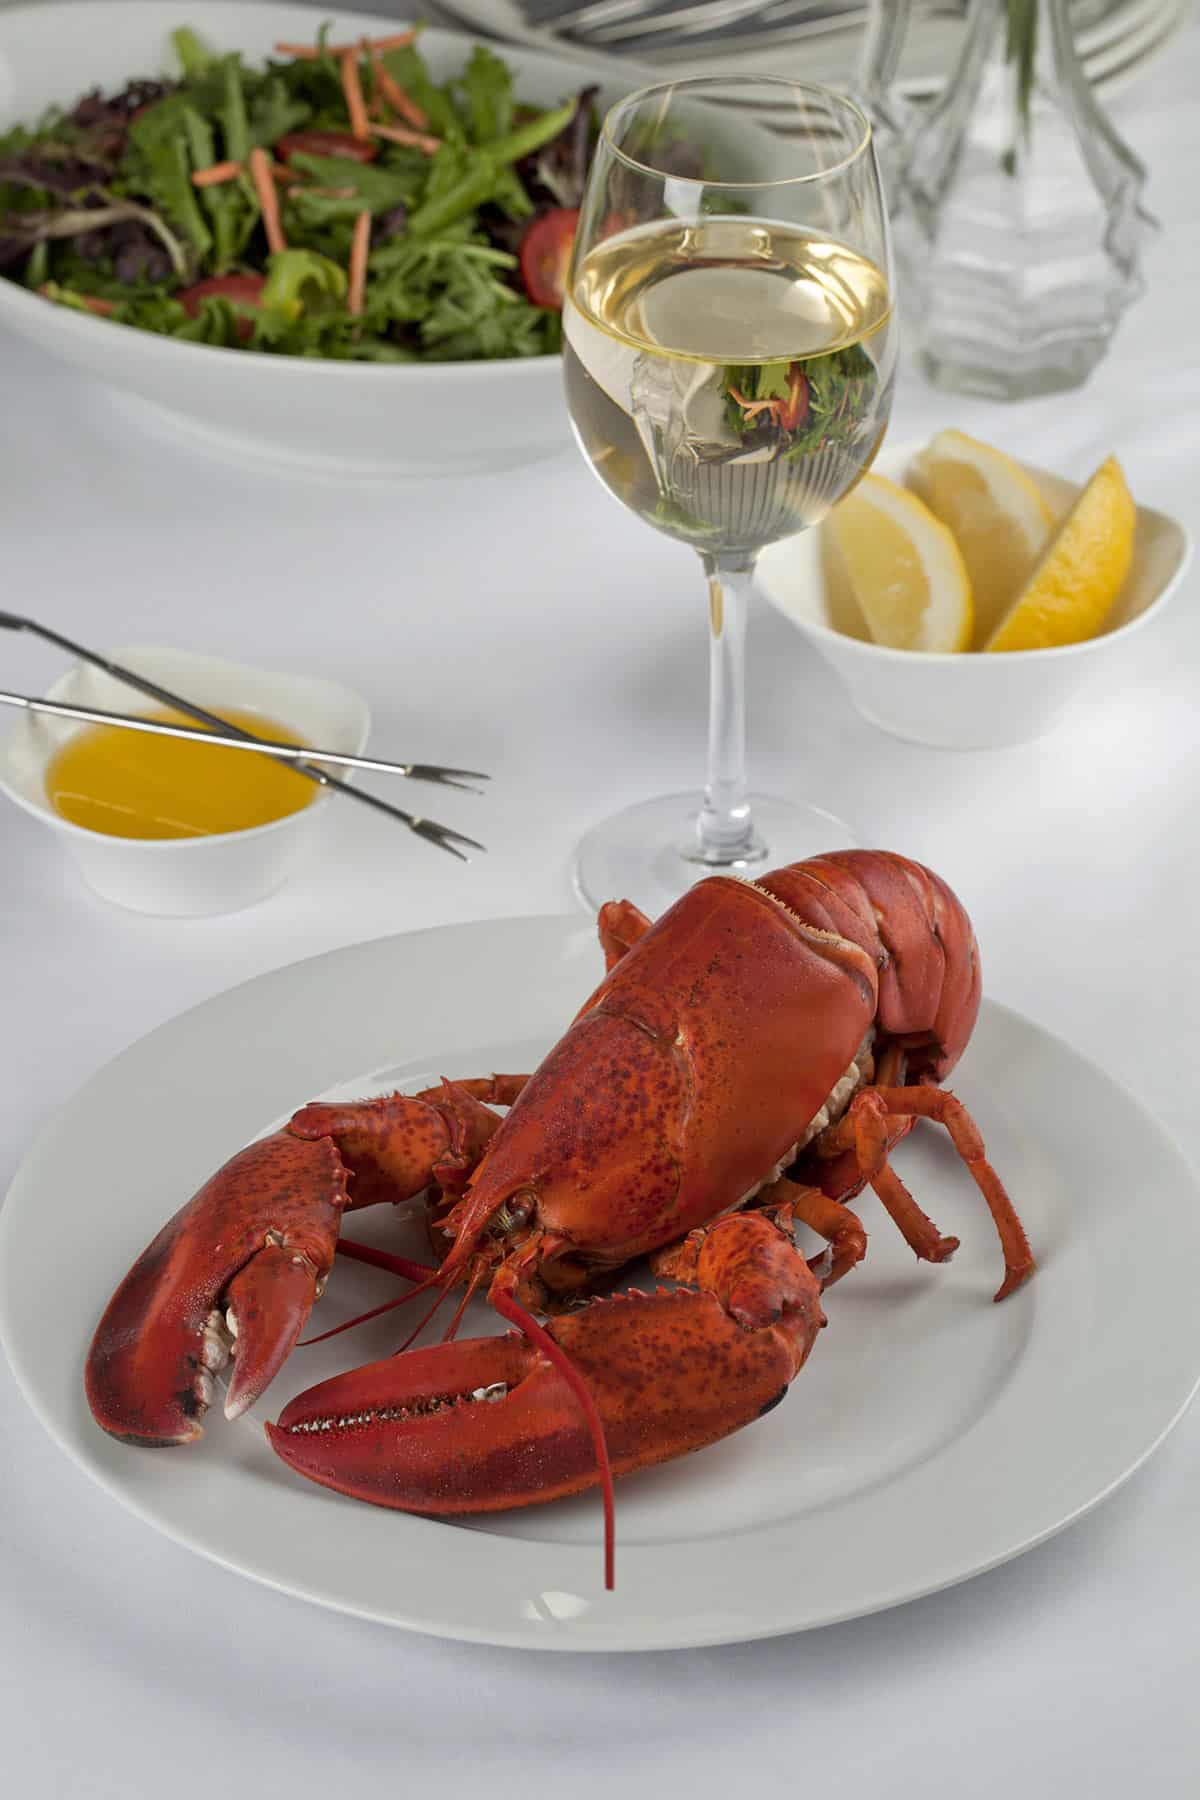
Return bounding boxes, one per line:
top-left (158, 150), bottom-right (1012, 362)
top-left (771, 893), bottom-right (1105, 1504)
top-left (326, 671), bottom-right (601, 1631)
top-left (563, 77), bottom-right (896, 911)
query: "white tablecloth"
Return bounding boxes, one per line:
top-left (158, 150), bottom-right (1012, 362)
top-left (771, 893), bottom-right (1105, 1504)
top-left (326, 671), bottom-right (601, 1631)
top-left (3, 14), bottom-right (1200, 1797)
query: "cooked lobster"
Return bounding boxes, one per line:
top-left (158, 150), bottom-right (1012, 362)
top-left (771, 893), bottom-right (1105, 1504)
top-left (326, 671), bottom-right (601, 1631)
top-left (85, 851), bottom-right (1034, 1586)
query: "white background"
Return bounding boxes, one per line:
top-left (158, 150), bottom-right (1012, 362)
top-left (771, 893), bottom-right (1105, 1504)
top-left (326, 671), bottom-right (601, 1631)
top-left (2, 5), bottom-right (1199, 1795)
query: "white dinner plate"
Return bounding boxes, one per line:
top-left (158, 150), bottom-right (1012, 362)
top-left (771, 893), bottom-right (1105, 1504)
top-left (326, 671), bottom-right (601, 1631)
top-left (3, 913), bottom-right (1199, 1651)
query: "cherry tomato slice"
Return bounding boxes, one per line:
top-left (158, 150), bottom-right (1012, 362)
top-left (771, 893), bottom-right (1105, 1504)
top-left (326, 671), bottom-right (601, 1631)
top-left (176, 274), bottom-right (266, 315)
top-left (518, 207), bottom-right (579, 310)
top-left (175, 274), bottom-right (266, 341)
top-left (275, 131), bottom-right (379, 164)
top-left (778, 367), bottom-right (810, 433)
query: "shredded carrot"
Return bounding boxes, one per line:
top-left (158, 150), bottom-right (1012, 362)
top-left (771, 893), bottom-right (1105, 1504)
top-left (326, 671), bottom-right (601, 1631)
top-left (193, 158), bottom-right (299, 189)
top-left (360, 30), bottom-right (419, 52)
top-left (347, 209), bottom-right (371, 317)
top-left (364, 39), bottom-right (384, 122)
top-left (728, 385), bottom-right (781, 422)
top-left (370, 45), bottom-right (429, 130)
top-left (275, 31), bottom-right (416, 58)
top-left (248, 146), bottom-right (287, 254)
top-left (41, 285), bottom-right (114, 316)
top-left (371, 121), bottom-right (441, 157)
top-left (191, 159), bottom-right (242, 187)
top-left (339, 48), bottom-right (371, 142)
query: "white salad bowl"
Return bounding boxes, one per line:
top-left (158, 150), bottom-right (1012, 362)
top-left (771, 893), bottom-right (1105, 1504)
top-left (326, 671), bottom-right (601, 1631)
top-left (0, 647), bottom-right (370, 915)
top-left (0, 1), bottom-right (618, 480)
top-left (757, 443), bottom-right (1193, 750)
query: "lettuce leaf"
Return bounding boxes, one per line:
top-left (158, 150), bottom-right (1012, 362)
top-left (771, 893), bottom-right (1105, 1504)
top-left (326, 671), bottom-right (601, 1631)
top-left (3, 31), bottom-right (591, 362)
top-left (450, 47), bottom-right (514, 144)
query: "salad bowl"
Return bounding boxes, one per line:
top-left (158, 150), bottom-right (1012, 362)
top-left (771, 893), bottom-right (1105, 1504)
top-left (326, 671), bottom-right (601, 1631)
top-left (0, 2), bottom-right (621, 479)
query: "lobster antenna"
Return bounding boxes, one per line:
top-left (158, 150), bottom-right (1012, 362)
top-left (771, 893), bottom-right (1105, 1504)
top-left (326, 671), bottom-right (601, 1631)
top-left (491, 1286), bottom-right (616, 1592)
top-left (297, 1267), bottom-right (446, 1347)
top-left (393, 1282), bottom-right (454, 1355)
top-left (442, 1263), bottom-right (486, 1343)
top-left (335, 1239), bottom-right (438, 1282)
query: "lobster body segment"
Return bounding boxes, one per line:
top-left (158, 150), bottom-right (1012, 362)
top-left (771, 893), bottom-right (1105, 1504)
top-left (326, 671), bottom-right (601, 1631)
top-left (85, 850), bottom-right (1033, 1563)
top-left (450, 876), bottom-right (880, 1282)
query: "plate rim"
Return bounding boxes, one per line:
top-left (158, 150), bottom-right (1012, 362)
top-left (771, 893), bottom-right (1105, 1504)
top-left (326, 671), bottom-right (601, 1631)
top-left (3, 911), bottom-right (1200, 1651)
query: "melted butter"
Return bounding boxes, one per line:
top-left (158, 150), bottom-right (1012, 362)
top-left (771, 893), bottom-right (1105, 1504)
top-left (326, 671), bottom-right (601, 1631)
top-left (46, 706), bottom-right (315, 840)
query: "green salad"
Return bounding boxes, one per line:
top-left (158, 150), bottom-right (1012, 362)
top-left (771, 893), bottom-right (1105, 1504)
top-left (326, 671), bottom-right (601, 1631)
top-left (0, 24), bottom-right (596, 360)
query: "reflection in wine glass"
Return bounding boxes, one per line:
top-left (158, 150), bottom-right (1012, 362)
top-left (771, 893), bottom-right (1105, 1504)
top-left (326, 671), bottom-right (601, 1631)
top-left (564, 79), bottom-right (895, 911)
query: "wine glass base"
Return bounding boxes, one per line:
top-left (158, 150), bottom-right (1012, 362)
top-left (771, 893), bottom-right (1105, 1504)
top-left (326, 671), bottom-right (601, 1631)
top-left (572, 791), bottom-right (856, 914)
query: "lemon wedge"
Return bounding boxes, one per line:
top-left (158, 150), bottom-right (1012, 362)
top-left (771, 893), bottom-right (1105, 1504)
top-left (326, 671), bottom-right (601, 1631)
top-left (823, 473), bottom-right (973, 653)
top-left (909, 429), bottom-right (1056, 649)
top-left (985, 456), bottom-right (1135, 653)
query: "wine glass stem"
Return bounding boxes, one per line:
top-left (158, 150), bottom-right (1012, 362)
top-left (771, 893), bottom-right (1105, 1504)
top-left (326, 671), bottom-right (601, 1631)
top-left (696, 550), bottom-right (761, 865)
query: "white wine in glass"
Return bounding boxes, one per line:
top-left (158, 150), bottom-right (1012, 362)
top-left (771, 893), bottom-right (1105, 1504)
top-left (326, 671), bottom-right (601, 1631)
top-left (564, 79), bottom-right (896, 911)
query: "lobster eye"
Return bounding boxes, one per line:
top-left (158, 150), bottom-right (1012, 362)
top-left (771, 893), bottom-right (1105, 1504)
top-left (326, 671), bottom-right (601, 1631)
top-left (494, 1192), bottom-right (535, 1234)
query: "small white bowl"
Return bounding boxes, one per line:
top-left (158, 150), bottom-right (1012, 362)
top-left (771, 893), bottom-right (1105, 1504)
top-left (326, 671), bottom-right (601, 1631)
top-left (0, 647), bottom-right (369, 915)
top-left (757, 444), bottom-right (1193, 749)
top-left (0, 2), bottom-right (616, 481)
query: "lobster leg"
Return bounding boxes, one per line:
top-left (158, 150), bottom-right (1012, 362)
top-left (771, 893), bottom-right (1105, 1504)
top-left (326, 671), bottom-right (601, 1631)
top-left (267, 1213), bottom-right (825, 1521)
top-left (754, 1178), bottom-right (869, 1289)
top-left (428, 1075), bottom-right (530, 1107)
top-left (86, 1084), bottom-right (509, 1447)
top-left (828, 1089), bottom-right (961, 1273)
top-left (597, 898), bottom-right (653, 971)
top-left (877, 1085), bottom-right (1034, 1300)
top-left (825, 1085), bottom-right (1034, 1302)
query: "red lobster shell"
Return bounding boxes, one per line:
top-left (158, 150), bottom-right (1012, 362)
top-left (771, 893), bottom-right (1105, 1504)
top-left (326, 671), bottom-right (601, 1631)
top-left (86, 852), bottom-right (1033, 1584)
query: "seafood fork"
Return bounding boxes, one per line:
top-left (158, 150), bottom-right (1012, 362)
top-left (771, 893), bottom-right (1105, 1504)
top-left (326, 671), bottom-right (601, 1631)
top-left (0, 611), bottom-right (486, 861)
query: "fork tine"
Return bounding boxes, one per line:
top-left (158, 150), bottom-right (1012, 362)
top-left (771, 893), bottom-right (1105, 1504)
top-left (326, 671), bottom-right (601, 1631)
top-left (415, 829), bottom-right (468, 864)
top-left (307, 771), bottom-right (485, 861)
top-left (411, 818), bottom-right (488, 856)
top-left (402, 765), bottom-right (489, 794)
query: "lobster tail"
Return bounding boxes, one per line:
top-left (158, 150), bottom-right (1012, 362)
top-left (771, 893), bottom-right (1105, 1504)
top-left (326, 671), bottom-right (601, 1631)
top-left (761, 852), bottom-right (981, 1078)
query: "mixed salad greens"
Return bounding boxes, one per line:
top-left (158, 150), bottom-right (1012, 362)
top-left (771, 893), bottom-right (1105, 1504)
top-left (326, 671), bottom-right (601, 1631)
top-left (0, 24), bottom-right (596, 360)
top-left (723, 342), bottom-right (881, 461)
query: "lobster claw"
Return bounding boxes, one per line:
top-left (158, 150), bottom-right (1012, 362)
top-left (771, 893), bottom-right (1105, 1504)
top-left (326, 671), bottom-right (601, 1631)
top-left (86, 1132), bottom-right (349, 1446)
top-left (86, 1084), bottom-right (511, 1449)
top-left (267, 1334), bottom-right (560, 1509)
top-left (268, 1214), bottom-right (825, 1515)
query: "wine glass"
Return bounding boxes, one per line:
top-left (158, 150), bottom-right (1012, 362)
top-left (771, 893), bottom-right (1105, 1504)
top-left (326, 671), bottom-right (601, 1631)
top-left (564, 77), bottom-right (896, 911)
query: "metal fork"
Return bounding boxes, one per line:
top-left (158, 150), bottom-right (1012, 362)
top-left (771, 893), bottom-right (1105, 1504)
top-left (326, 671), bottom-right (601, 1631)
top-left (0, 612), bottom-right (486, 862)
top-left (0, 691), bottom-right (489, 792)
